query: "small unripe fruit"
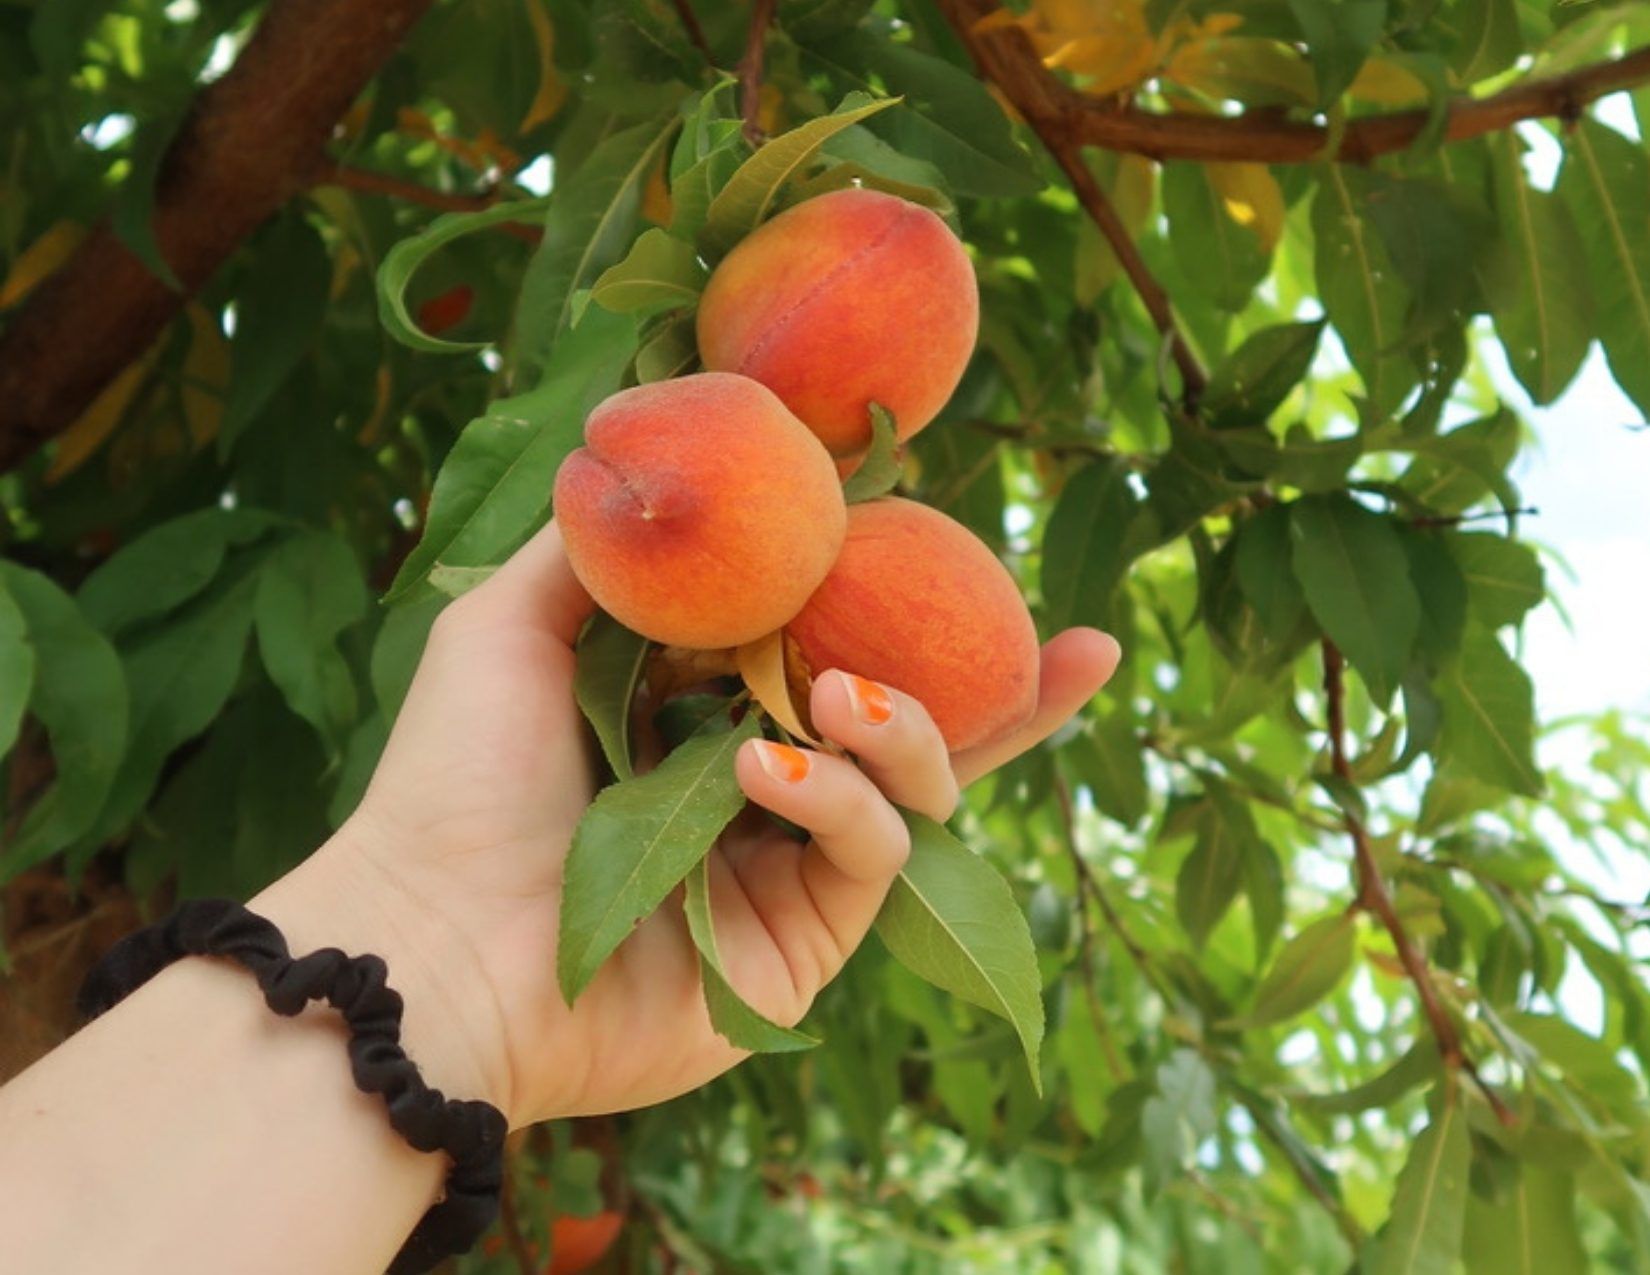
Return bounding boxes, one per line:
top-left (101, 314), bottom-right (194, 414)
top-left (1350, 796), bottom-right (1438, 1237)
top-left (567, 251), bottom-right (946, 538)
top-left (554, 373), bottom-right (847, 650)
top-left (696, 188), bottom-right (979, 458)
top-left (786, 498), bottom-right (1039, 751)
top-left (547, 1210), bottom-right (623, 1274)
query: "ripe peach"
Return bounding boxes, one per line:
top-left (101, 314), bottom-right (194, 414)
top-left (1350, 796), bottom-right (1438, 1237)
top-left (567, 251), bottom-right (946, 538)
top-left (696, 188), bottom-right (979, 457)
top-left (554, 373), bottom-right (846, 649)
top-left (786, 498), bottom-right (1039, 751)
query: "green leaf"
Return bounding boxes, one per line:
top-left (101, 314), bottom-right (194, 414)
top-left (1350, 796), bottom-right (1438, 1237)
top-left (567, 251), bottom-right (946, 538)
top-left (803, 36), bottom-right (1039, 198)
top-left (1482, 131), bottom-right (1592, 405)
top-left (557, 713), bottom-right (759, 1002)
top-left (1437, 627), bottom-right (1542, 797)
top-left (1234, 503), bottom-right (1309, 646)
top-left (1399, 528), bottom-right (1467, 665)
top-left (634, 312), bottom-right (700, 382)
top-left (574, 611), bottom-right (651, 781)
top-left (1289, 494), bottom-right (1420, 705)
top-left (221, 215), bottom-right (332, 454)
top-left (0, 584), bottom-right (35, 763)
top-left (1288, 0), bottom-right (1387, 104)
top-left (1236, 913), bottom-right (1357, 1027)
top-left (1042, 457), bottom-right (1142, 633)
top-left (387, 306), bottom-right (637, 602)
top-left (1164, 163), bottom-right (1270, 313)
top-left (109, 105), bottom-right (186, 291)
top-left (0, 565), bottom-right (128, 879)
top-left (1368, 1084), bottom-right (1470, 1275)
top-left (1557, 118), bottom-right (1650, 419)
top-left (1314, 167), bottom-right (1418, 422)
top-left (1141, 1050), bottom-right (1218, 1189)
top-left (591, 227), bottom-right (708, 317)
top-left (1176, 791), bottom-right (1252, 948)
top-left (1450, 0), bottom-right (1520, 82)
top-left (78, 509), bottom-right (278, 637)
top-left (83, 573), bottom-right (258, 852)
top-left (29, 0), bottom-right (109, 77)
top-left (698, 94), bottom-right (897, 261)
top-left (684, 857), bottom-right (819, 1052)
top-left (254, 530), bottom-right (368, 754)
top-left (1299, 1041), bottom-right (1440, 1114)
top-left (1067, 710), bottom-right (1148, 828)
top-left (1452, 532), bottom-right (1544, 629)
top-left (513, 116), bottom-right (677, 380)
top-left (840, 405), bottom-right (902, 504)
top-left (1204, 321), bottom-right (1324, 431)
top-left (874, 813), bottom-right (1045, 1085)
top-left (1463, 1164), bottom-right (1587, 1275)
top-left (1400, 409), bottom-right (1521, 516)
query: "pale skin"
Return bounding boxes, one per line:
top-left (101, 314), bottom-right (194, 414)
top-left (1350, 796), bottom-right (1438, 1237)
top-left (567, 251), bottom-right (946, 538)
top-left (0, 520), bottom-right (1120, 1275)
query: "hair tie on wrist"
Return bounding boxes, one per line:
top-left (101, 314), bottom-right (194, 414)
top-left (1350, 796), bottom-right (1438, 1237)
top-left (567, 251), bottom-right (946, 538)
top-left (78, 898), bottom-right (507, 1275)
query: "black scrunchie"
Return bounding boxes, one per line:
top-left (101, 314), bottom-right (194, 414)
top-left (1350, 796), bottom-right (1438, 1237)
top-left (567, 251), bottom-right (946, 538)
top-left (78, 898), bottom-right (507, 1275)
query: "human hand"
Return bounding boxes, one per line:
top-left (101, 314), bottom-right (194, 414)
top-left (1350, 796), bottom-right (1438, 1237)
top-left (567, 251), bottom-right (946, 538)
top-left (257, 520), bottom-right (1120, 1128)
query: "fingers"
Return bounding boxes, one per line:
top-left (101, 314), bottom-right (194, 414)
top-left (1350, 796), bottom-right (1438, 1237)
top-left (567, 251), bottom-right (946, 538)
top-left (735, 741), bottom-right (909, 884)
top-left (809, 670), bottom-right (959, 822)
top-left (952, 628), bottom-right (1122, 787)
top-left (438, 520), bottom-right (594, 647)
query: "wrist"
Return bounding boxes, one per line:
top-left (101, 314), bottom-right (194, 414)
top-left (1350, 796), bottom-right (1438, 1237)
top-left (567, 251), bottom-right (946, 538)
top-left (251, 819), bottom-right (518, 1125)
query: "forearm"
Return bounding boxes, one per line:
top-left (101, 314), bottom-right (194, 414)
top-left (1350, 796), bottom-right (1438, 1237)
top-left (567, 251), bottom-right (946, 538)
top-left (0, 827), bottom-right (508, 1275)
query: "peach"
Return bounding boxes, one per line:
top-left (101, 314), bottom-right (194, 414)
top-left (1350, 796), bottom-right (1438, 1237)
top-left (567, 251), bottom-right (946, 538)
top-left (786, 498), bottom-right (1039, 751)
top-left (696, 188), bottom-right (979, 457)
top-left (553, 373), bottom-right (846, 649)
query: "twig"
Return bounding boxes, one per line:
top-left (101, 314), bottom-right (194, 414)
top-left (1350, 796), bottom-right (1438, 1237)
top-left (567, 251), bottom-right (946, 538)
top-left (936, 0), bottom-right (1650, 164)
top-left (737, 0), bottom-right (777, 147)
top-left (497, 1151), bottom-right (536, 1275)
top-left (668, 0), bottom-right (716, 67)
top-left (1322, 640), bottom-right (1516, 1127)
top-left (1053, 775), bottom-right (1128, 1082)
top-left (319, 163), bottom-right (543, 242)
top-left (1409, 505), bottom-right (1539, 530)
top-left (939, 0), bottom-right (1206, 408)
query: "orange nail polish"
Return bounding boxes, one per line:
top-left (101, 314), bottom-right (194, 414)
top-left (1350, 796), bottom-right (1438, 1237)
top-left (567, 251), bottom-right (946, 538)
top-left (844, 673), bottom-right (895, 726)
top-left (754, 740), bottom-right (811, 783)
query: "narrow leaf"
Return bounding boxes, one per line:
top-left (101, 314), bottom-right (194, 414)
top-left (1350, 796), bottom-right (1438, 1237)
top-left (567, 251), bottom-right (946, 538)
top-left (591, 227), bottom-right (708, 317)
top-left (574, 612), bottom-right (652, 781)
top-left (874, 813), bottom-right (1045, 1086)
top-left (1437, 627), bottom-right (1542, 797)
top-left (557, 713), bottom-right (759, 1002)
top-left (1289, 494), bottom-right (1421, 705)
top-left (0, 583), bottom-right (35, 763)
top-left (1369, 1084), bottom-right (1470, 1275)
top-left (684, 857), bottom-right (819, 1052)
top-left (1451, 532), bottom-right (1544, 629)
top-left (1463, 1164), bottom-right (1587, 1275)
top-left (1042, 457), bottom-right (1141, 633)
top-left (840, 404), bottom-right (903, 504)
top-left (1236, 913), bottom-right (1357, 1027)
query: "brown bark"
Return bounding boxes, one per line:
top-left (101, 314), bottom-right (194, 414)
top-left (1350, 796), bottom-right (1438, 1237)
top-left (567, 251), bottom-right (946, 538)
top-left (938, 0), bottom-right (1650, 163)
top-left (0, 0), bottom-right (435, 472)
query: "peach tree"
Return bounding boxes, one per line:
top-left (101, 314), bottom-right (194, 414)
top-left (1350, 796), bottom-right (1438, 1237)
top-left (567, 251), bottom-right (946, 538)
top-left (3, 0), bottom-right (1650, 1270)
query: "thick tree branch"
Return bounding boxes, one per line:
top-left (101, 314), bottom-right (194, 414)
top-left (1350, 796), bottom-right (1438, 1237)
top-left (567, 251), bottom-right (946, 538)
top-left (0, 0), bottom-right (435, 472)
top-left (938, 0), bottom-right (1206, 406)
top-left (1322, 640), bottom-right (1514, 1127)
top-left (738, 0), bottom-right (778, 148)
top-left (939, 0), bottom-right (1650, 164)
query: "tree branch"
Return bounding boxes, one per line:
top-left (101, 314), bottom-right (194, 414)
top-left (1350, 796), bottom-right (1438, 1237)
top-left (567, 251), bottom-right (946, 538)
top-left (1322, 640), bottom-right (1515, 1127)
top-left (937, 0), bottom-right (1206, 407)
top-left (938, 0), bottom-right (1650, 164)
top-left (319, 164), bottom-right (543, 243)
top-left (0, 0), bottom-right (436, 472)
top-left (738, 0), bottom-right (778, 148)
top-left (669, 0), bottom-right (716, 68)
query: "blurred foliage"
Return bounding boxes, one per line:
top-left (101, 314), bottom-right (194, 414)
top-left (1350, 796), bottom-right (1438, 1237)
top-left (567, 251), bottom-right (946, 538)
top-left (4, 0), bottom-right (1650, 1270)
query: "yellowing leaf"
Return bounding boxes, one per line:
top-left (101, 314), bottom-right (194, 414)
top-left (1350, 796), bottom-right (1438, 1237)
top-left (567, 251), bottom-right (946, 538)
top-left (521, 0), bottom-right (568, 133)
top-left (47, 347), bottom-right (159, 483)
top-left (1349, 56), bottom-right (1429, 106)
top-left (737, 629), bottom-right (818, 745)
top-left (1012, 0), bottom-right (1160, 97)
top-left (180, 303), bottom-right (230, 450)
top-left (0, 221), bottom-right (84, 309)
top-left (641, 150), bottom-right (673, 226)
top-left (1209, 162), bottom-right (1285, 252)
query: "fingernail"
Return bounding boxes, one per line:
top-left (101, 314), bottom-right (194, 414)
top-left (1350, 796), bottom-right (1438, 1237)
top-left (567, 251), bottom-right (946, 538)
top-left (753, 740), bottom-right (811, 783)
top-left (842, 673), bottom-right (895, 726)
